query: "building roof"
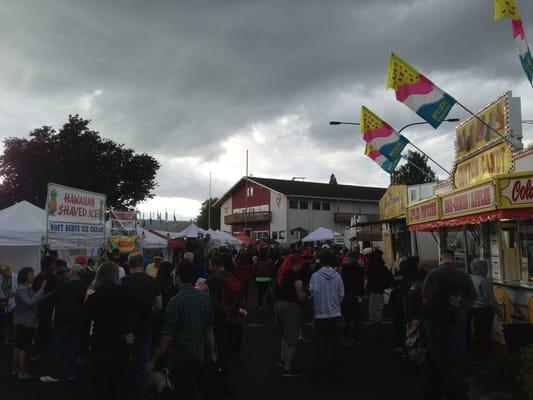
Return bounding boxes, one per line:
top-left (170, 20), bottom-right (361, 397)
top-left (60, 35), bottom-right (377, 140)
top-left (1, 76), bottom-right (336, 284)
top-left (214, 176), bottom-right (386, 207)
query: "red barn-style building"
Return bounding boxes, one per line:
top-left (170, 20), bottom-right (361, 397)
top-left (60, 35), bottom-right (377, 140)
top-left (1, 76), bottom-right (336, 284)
top-left (213, 176), bottom-right (386, 244)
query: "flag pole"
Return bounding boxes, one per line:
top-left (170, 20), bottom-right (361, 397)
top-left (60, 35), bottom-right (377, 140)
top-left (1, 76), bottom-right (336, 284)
top-left (455, 101), bottom-right (514, 147)
top-left (405, 140), bottom-right (452, 177)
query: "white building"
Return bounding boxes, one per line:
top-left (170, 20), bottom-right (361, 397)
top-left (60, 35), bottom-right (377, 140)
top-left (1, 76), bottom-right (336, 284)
top-left (213, 176), bottom-right (386, 244)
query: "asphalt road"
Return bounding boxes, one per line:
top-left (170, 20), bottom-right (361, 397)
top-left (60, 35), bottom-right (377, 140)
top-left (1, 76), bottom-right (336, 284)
top-left (1, 286), bottom-right (422, 400)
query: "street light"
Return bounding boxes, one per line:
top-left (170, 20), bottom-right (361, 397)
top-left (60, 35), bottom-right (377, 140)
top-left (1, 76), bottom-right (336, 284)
top-left (329, 118), bottom-right (459, 176)
top-left (329, 118), bottom-right (460, 128)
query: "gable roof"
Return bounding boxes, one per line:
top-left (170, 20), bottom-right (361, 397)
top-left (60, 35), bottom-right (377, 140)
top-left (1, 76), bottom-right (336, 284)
top-left (214, 177), bottom-right (386, 207)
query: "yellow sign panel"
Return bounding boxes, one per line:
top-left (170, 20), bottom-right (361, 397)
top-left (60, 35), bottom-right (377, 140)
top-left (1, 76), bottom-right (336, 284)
top-left (382, 230), bottom-right (394, 266)
top-left (108, 236), bottom-right (140, 254)
top-left (379, 185), bottom-right (408, 220)
top-left (454, 142), bottom-right (512, 188)
top-left (455, 92), bottom-right (509, 160)
top-left (406, 197), bottom-right (440, 225)
top-left (498, 173), bottom-right (533, 209)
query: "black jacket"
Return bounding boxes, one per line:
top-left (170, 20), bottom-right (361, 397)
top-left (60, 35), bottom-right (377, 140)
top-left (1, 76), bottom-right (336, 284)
top-left (48, 279), bottom-right (87, 325)
top-left (340, 262), bottom-right (364, 297)
top-left (366, 256), bottom-right (393, 294)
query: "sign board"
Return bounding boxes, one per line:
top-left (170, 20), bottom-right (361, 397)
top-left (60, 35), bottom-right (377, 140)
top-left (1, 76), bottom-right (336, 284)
top-left (46, 183), bottom-right (106, 249)
top-left (499, 173), bottom-right (533, 208)
top-left (110, 211), bottom-right (138, 237)
top-left (406, 198), bottom-right (439, 225)
top-left (441, 182), bottom-right (496, 219)
top-left (379, 185), bottom-right (408, 220)
top-left (454, 142), bottom-right (512, 189)
top-left (108, 236), bottom-right (139, 254)
top-left (109, 211), bottom-right (139, 253)
top-left (455, 92), bottom-right (509, 160)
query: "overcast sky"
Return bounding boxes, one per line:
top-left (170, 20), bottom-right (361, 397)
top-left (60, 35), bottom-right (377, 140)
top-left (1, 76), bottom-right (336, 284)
top-left (1, 0), bottom-right (532, 219)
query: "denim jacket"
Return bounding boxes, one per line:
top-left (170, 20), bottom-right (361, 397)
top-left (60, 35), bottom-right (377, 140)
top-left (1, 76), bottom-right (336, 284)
top-left (13, 285), bottom-right (46, 327)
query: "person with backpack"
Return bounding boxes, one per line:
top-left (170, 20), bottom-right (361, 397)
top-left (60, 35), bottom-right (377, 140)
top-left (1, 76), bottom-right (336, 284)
top-left (309, 249), bottom-right (345, 381)
top-left (422, 279), bottom-right (470, 400)
top-left (366, 249), bottom-right (393, 338)
top-left (206, 255), bottom-right (244, 396)
top-left (340, 251), bottom-right (364, 346)
top-left (234, 250), bottom-right (252, 302)
top-left (469, 259), bottom-right (500, 360)
top-left (275, 253), bottom-right (306, 377)
top-left (253, 248), bottom-right (274, 310)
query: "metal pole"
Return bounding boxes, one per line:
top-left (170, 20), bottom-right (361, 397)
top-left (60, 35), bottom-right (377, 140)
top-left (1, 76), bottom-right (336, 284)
top-left (208, 172), bottom-right (212, 230)
top-left (400, 154), bottom-right (435, 180)
top-left (245, 150), bottom-right (249, 234)
top-left (406, 140), bottom-right (452, 177)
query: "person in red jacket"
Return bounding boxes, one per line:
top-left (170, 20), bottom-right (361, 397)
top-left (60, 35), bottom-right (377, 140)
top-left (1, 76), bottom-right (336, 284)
top-left (234, 250), bottom-right (252, 301)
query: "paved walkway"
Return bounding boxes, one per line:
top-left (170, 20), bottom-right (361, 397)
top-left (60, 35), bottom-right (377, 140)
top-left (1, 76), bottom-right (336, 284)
top-left (2, 287), bottom-right (422, 400)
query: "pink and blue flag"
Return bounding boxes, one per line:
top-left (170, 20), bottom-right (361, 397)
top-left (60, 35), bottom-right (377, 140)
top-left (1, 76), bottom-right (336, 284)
top-left (364, 143), bottom-right (400, 174)
top-left (386, 53), bottom-right (456, 129)
top-left (360, 106), bottom-right (408, 164)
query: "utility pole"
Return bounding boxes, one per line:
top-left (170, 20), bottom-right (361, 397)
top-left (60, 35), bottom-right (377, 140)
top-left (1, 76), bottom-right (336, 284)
top-left (208, 172), bottom-right (212, 230)
top-left (244, 150), bottom-right (249, 235)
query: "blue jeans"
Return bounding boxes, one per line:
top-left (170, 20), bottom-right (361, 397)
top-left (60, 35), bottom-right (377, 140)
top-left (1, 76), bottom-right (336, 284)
top-left (49, 324), bottom-right (80, 378)
top-left (134, 329), bottom-right (152, 400)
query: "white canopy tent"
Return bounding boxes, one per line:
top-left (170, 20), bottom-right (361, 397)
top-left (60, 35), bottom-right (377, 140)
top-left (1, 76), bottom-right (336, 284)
top-left (139, 228), bottom-right (169, 261)
top-left (301, 227), bottom-right (342, 243)
top-left (140, 228), bottom-right (168, 249)
top-left (177, 223), bottom-right (206, 238)
top-left (206, 229), bottom-right (243, 246)
top-left (0, 201), bottom-right (46, 273)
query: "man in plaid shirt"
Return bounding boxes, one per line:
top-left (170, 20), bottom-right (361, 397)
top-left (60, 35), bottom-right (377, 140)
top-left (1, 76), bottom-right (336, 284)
top-left (147, 261), bottom-right (216, 399)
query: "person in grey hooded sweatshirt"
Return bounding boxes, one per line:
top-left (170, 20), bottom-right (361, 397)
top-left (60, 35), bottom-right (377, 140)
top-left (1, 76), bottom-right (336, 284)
top-left (470, 259), bottom-right (499, 359)
top-left (309, 249), bottom-right (344, 381)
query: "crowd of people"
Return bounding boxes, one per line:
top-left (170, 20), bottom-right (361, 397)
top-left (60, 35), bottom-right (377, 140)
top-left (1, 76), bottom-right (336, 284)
top-left (0, 241), bottom-right (502, 400)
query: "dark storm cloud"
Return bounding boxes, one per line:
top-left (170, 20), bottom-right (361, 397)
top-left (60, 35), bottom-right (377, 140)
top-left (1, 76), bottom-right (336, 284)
top-left (0, 0), bottom-right (532, 205)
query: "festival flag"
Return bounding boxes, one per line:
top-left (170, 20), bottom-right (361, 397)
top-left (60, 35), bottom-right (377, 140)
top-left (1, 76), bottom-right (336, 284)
top-left (360, 106), bottom-right (408, 164)
top-left (364, 143), bottom-right (400, 173)
top-left (386, 53), bottom-right (457, 128)
top-left (494, 0), bottom-right (533, 85)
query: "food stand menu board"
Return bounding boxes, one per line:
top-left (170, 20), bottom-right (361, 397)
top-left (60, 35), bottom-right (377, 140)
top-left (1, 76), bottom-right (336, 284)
top-left (46, 183), bottom-right (106, 249)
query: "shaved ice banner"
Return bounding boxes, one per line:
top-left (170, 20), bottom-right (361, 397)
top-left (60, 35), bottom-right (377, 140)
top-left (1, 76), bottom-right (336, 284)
top-left (46, 183), bottom-right (106, 249)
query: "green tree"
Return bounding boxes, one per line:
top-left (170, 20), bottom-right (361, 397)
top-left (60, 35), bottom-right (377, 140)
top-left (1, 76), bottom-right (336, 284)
top-left (195, 197), bottom-right (220, 230)
top-left (0, 115), bottom-right (160, 209)
top-left (391, 150), bottom-right (436, 185)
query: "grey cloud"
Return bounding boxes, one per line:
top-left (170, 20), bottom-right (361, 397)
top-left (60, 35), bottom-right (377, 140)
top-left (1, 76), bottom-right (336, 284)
top-left (1, 0), bottom-right (532, 202)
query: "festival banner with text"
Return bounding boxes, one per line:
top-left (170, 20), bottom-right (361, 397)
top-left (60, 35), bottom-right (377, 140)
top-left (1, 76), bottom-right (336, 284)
top-left (46, 183), bottom-right (107, 249)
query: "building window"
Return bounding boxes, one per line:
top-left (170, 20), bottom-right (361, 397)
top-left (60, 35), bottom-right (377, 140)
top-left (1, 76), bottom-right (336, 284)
top-left (289, 200), bottom-right (298, 209)
top-left (322, 202), bottom-right (330, 211)
top-left (272, 231), bottom-right (278, 239)
top-left (299, 201), bottom-right (308, 209)
top-left (312, 201), bottom-right (321, 210)
top-left (253, 231), bottom-right (269, 240)
top-left (246, 187), bottom-right (254, 197)
top-left (279, 231), bottom-right (286, 239)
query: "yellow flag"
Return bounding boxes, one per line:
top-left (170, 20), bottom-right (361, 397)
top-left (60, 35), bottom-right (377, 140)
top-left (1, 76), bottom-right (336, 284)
top-left (364, 143), bottom-right (373, 156)
top-left (494, 0), bottom-right (521, 21)
top-left (360, 106), bottom-right (385, 134)
top-left (386, 53), bottom-right (421, 90)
